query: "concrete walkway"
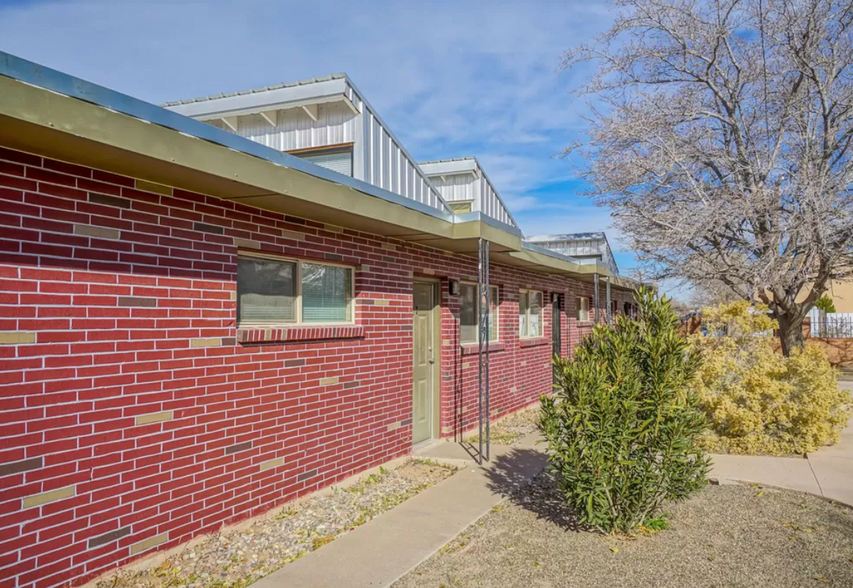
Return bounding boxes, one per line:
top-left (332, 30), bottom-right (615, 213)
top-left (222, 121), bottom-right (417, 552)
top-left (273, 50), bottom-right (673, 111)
top-left (710, 413), bottom-right (853, 505)
top-left (254, 389), bottom-right (853, 588)
top-left (252, 432), bottom-right (547, 588)
top-left (710, 380), bottom-right (853, 505)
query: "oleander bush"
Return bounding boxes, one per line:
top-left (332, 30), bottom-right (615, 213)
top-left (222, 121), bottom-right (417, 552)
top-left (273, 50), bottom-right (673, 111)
top-left (540, 288), bottom-right (709, 534)
top-left (692, 301), bottom-right (851, 456)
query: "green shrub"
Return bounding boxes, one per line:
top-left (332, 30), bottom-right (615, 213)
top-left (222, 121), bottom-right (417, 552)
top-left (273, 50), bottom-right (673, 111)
top-left (692, 301), bottom-right (851, 455)
top-left (816, 295), bottom-right (836, 314)
top-left (540, 288), bottom-right (709, 534)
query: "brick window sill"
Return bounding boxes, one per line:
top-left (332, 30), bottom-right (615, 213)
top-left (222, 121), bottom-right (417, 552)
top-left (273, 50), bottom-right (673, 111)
top-left (461, 341), bottom-right (507, 355)
top-left (519, 337), bottom-right (550, 348)
top-left (237, 325), bottom-right (365, 344)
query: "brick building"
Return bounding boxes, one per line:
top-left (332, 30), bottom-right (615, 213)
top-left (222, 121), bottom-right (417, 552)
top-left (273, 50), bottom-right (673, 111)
top-left (0, 53), bottom-right (637, 588)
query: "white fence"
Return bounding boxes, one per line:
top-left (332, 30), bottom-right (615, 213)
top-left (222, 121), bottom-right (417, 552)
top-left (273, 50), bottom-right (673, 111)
top-left (807, 308), bottom-right (853, 338)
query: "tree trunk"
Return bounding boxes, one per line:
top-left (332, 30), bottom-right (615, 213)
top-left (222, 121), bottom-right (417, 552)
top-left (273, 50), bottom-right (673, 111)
top-left (777, 312), bottom-right (805, 357)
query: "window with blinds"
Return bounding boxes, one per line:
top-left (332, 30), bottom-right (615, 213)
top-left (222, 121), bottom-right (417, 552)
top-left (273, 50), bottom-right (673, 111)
top-left (237, 255), bottom-right (353, 326)
top-left (237, 257), bottom-right (296, 325)
top-left (291, 146), bottom-right (353, 177)
top-left (301, 263), bottom-right (352, 323)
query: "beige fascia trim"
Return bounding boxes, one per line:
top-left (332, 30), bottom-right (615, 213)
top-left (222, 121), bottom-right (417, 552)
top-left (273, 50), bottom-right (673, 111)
top-left (452, 219), bottom-right (521, 252)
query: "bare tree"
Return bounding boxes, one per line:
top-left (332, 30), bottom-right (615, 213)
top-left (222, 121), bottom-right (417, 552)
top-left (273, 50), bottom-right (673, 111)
top-left (564, 0), bottom-right (853, 354)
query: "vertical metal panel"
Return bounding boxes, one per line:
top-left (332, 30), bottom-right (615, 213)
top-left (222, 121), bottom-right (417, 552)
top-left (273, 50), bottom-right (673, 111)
top-left (425, 163), bottom-right (515, 226)
top-left (358, 101), bottom-right (445, 211)
top-left (237, 101), bottom-right (357, 153)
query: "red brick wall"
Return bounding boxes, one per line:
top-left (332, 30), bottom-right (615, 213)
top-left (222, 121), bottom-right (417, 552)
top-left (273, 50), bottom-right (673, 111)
top-left (0, 146), bottom-right (633, 588)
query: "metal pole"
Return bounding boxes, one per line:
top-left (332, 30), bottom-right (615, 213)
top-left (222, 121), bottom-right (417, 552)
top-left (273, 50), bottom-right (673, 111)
top-left (593, 273), bottom-right (600, 324)
top-left (477, 238), bottom-right (491, 464)
top-left (484, 241), bottom-right (490, 462)
top-left (606, 275), bottom-right (612, 325)
top-left (477, 239), bottom-right (484, 465)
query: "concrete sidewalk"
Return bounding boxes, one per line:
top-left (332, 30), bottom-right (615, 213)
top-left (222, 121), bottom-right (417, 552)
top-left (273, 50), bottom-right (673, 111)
top-left (252, 433), bottom-right (547, 588)
top-left (253, 394), bottom-right (852, 588)
top-left (710, 411), bottom-right (853, 505)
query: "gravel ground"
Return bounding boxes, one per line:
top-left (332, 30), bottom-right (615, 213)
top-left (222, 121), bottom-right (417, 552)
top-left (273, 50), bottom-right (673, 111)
top-left (395, 475), bottom-right (853, 588)
top-left (97, 460), bottom-right (457, 588)
top-left (467, 406), bottom-right (540, 446)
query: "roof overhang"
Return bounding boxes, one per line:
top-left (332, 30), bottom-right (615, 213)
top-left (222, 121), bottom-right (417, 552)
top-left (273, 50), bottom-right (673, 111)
top-left (419, 159), bottom-right (479, 178)
top-left (163, 77), bottom-right (359, 122)
top-left (0, 51), bottom-right (631, 285)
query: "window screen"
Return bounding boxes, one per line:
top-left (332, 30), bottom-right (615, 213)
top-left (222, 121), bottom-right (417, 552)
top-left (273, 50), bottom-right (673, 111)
top-left (459, 283), bottom-right (477, 344)
top-left (529, 291), bottom-right (542, 336)
top-left (460, 284), bottom-right (499, 344)
top-left (294, 148), bottom-right (353, 176)
top-left (519, 290), bottom-right (543, 338)
top-left (301, 263), bottom-right (352, 323)
top-left (578, 297), bottom-right (590, 322)
top-left (237, 257), bottom-right (296, 325)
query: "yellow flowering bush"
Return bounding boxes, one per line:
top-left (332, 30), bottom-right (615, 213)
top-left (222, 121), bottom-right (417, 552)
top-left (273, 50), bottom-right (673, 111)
top-left (691, 301), bottom-right (851, 455)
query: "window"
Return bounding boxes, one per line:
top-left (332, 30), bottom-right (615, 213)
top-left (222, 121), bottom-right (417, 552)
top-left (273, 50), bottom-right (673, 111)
top-left (459, 283), bottom-right (499, 344)
top-left (289, 146), bottom-right (353, 176)
top-left (577, 297), bottom-right (590, 322)
top-left (448, 201), bottom-right (474, 214)
top-left (237, 254), bottom-right (353, 326)
top-left (519, 289), bottom-right (543, 338)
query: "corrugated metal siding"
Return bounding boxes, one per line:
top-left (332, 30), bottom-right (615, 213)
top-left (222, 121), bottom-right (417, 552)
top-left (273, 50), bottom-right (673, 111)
top-left (426, 165), bottom-right (515, 226)
top-left (430, 173), bottom-right (474, 202)
top-left (361, 107), bottom-right (444, 211)
top-left (536, 238), bottom-right (618, 273)
top-left (237, 101), bottom-right (358, 152)
top-left (477, 173), bottom-right (513, 226)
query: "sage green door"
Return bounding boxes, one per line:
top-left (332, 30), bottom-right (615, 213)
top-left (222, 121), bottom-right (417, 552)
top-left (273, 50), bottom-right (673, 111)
top-left (412, 282), bottom-right (436, 444)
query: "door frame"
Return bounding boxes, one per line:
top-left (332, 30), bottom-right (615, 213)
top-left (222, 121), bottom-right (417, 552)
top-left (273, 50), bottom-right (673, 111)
top-left (413, 278), bottom-right (441, 443)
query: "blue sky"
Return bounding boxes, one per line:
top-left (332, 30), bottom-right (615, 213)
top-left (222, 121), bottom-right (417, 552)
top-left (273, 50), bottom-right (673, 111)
top-left (0, 0), bottom-right (638, 273)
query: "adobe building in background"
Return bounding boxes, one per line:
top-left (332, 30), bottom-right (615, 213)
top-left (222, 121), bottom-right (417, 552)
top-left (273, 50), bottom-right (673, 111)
top-left (0, 53), bottom-right (637, 588)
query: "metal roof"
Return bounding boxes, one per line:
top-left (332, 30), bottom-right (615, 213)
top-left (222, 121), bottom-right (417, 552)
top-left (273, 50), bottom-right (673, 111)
top-left (161, 73), bottom-right (348, 107)
top-left (525, 232), bottom-right (609, 241)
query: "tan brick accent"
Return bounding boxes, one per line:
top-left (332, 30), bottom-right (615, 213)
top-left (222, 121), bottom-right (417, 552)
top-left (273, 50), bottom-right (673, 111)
top-left (130, 532), bottom-right (168, 555)
top-left (387, 422), bottom-right (402, 431)
top-left (23, 485), bottom-right (75, 509)
top-left (230, 291), bottom-right (237, 300)
top-left (282, 230), bottom-right (305, 241)
top-left (135, 411), bottom-right (173, 425)
top-left (357, 265), bottom-right (370, 272)
top-left (74, 225), bottom-right (119, 240)
top-left (422, 268), bottom-right (435, 275)
top-left (260, 458), bottom-right (284, 471)
top-left (233, 238), bottom-right (260, 250)
top-left (520, 361), bottom-right (527, 367)
top-left (381, 243), bottom-right (396, 251)
top-left (463, 362), bottom-right (472, 369)
top-left (374, 299), bottom-right (390, 306)
top-left (135, 180), bottom-right (172, 196)
top-left (0, 332), bottom-right (35, 345)
top-left (319, 376), bottom-right (339, 386)
top-left (190, 337), bottom-right (221, 348)
top-left (324, 224), bottom-right (344, 233)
